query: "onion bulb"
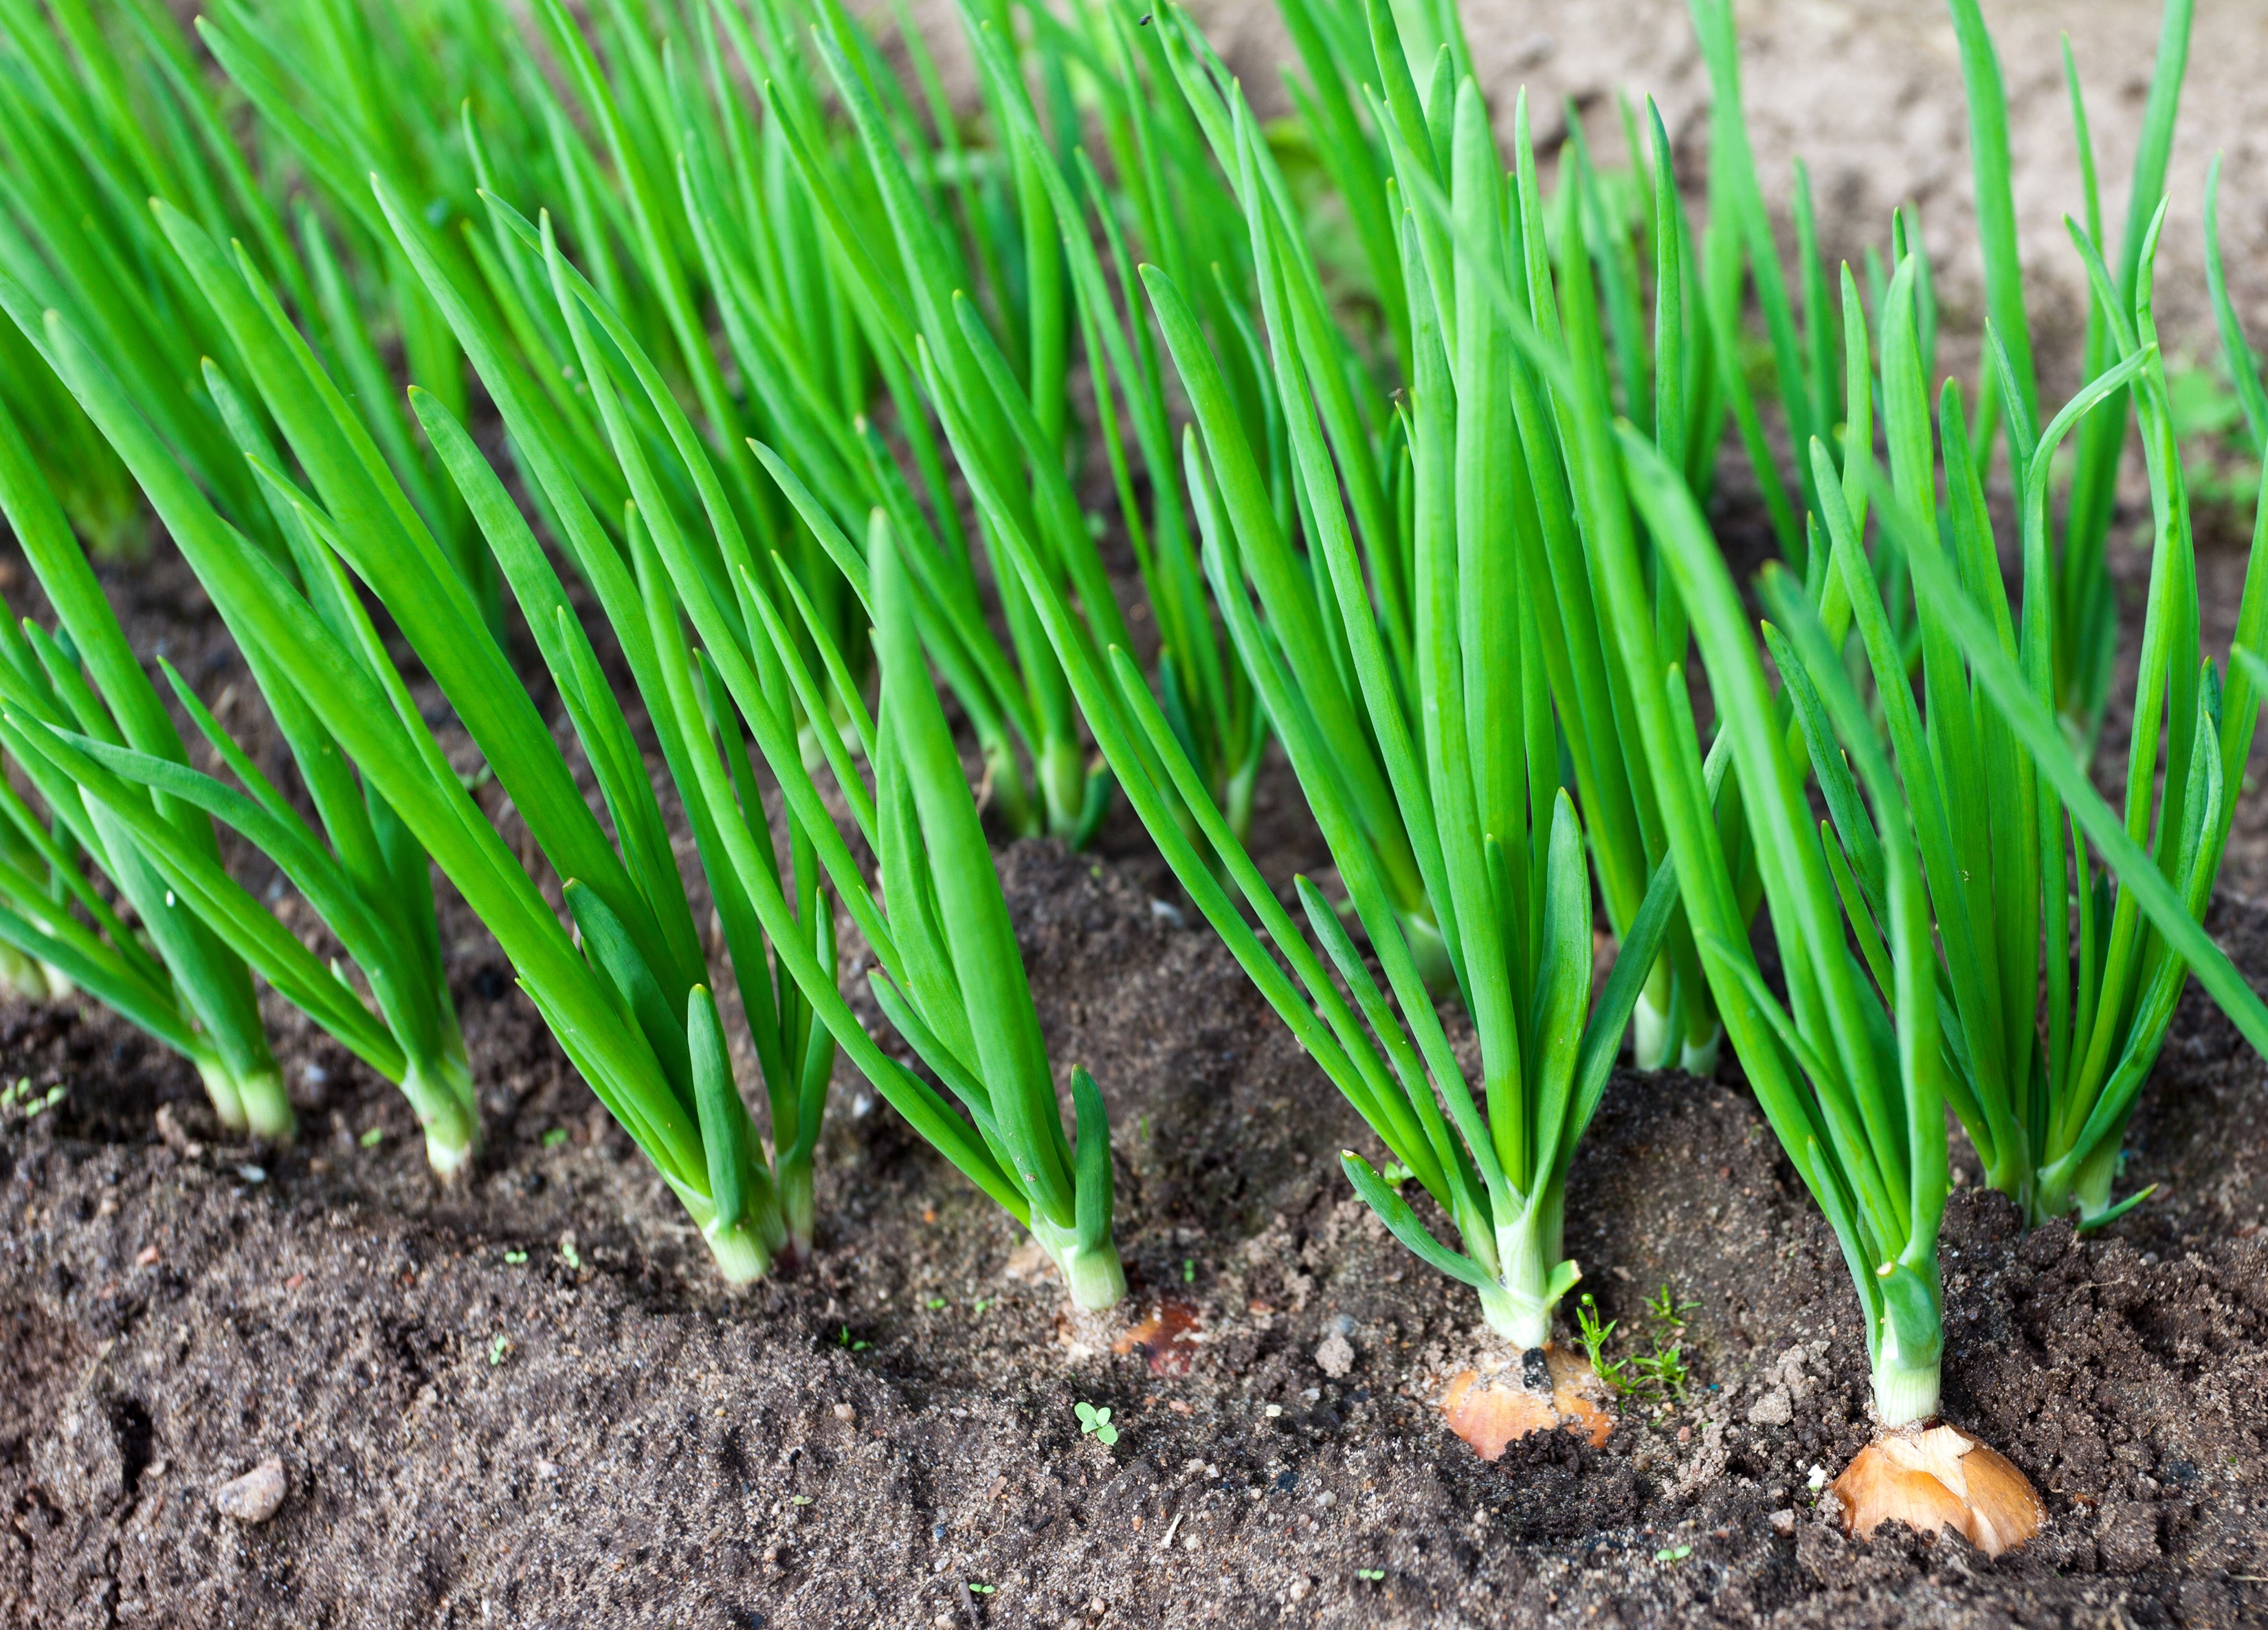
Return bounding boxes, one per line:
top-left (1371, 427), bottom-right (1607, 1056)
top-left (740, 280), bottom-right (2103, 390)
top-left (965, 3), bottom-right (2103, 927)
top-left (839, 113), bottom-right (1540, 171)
top-left (1441, 1344), bottom-right (1614, 1460)
top-left (1831, 1422), bottom-right (2043, 1556)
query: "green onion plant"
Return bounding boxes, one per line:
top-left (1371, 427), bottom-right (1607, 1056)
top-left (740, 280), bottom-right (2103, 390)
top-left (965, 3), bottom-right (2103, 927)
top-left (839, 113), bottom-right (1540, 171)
top-left (9, 204), bottom-right (805, 1274)
top-left (0, 389), bottom-right (293, 1139)
top-left (879, 12), bottom-right (1741, 1344)
top-left (753, 0), bottom-right (1272, 848)
top-left (1603, 234), bottom-right (2268, 1429)
top-left (1141, 3), bottom-right (1737, 1057)
top-left (432, 167), bottom-right (1127, 1304)
top-left (0, 333), bottom-right (485, 1174)
top-left (1781, 203), bottom-right (2267, 1231)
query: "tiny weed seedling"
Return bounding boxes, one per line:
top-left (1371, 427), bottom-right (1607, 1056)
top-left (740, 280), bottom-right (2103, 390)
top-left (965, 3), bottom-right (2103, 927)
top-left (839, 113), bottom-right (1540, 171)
top-left (503, 1251), bottom-right (528, 1266)
top-left (1655, 1544), bottom-right (1693, 1563)
top-left (359, 1127), bottom-right (383, 1149)
top-left (557, 1237), bottom-right (583, 1271)
top-left (542, 1128), bottom-right (570, 1149)
top-left (1, 1079), bottom-right (63, 1120)
top-left (1578, 1285), bottom-right (1701, 1405)
top-left (1076, 1402), bottom-right (1119, 1445)
top-left (1648, 1284), bottom-right (1703, 1325)
top-left (488, 1334), bottom-right (511, 1367)
top-left (1356, 1567), bottom-right (1386, 1583)
top-left (1575, 1295), bottom-right (1632, 1394)
top-left (1631, 1285), bottom-right (1701, 1399)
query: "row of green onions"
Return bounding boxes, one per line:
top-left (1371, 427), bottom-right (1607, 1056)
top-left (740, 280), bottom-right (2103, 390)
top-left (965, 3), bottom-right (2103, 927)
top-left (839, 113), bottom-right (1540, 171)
top-left (0, 0), bottom-right (2262, 1547)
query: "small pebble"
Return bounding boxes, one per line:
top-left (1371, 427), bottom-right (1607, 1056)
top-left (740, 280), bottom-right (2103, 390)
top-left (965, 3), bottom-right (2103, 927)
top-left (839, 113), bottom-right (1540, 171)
top-left (1768, 1508), bottom-right (1797, 1535)
top-left (213, 1457), bottom-right (287, 1524)
top-left (833, 1402), bottom-right (856, 1423)
top-left (237, 1165), bottom-right (267, 1185)
top-left (135, 1245), bottom-right (161, 1267)
top-left (1313, 1332), bottom-right (1355, 1378)
top-left (1289, 1578), bottom-right (1313, 1602)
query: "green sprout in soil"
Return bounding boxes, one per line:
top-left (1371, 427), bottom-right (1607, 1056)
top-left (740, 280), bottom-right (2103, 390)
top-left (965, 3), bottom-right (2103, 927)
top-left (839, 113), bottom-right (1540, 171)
top-left (1355, 1568), bottom-right (1386, 1583)
top-left (1075, 1402), bottom-right (1119, 1446)
top-left (1, 1079), bottom-right (65, 1121)
top-left (1576, 1286), bottom-right (1698, 1405)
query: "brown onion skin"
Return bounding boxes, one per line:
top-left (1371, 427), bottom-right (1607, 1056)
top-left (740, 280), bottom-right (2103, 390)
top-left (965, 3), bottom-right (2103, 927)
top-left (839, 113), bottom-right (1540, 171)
top-left (1831, 1422), bottom-right (2043, 1557)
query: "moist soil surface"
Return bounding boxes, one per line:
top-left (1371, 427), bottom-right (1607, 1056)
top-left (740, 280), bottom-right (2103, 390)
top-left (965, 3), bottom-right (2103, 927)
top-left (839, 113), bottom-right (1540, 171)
top-left (10, 5), bottom-right (2268, 1628)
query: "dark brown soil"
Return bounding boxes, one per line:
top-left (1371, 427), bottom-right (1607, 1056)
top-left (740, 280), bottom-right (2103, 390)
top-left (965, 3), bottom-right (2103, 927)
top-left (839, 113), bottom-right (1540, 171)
top-left (4, 822), bottom-right (2267, 1630)
top-left (10, 5), bottom-right (2268, 1627)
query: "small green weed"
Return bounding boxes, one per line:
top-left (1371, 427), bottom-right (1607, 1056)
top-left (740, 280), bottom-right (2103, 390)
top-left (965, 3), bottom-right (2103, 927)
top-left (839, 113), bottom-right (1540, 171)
top-left (1577, 1283), bottom-right (1701, 1405)
top-left (0, 1079), bottom-right (63, 1119)
top-left (1074, 1401), bottom-right (1118, 1445)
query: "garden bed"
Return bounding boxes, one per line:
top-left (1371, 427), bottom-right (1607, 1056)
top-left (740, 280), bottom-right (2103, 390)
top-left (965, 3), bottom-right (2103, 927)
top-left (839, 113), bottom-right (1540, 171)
top-left (1, 525), bottom-right (2265, 1629)
top-left (9, 1), bottom-right (2268, 1622)
top-left (1, 820), bottom-right (2264, 1629)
